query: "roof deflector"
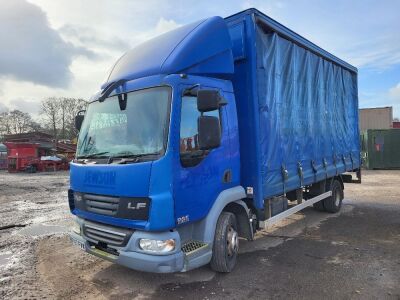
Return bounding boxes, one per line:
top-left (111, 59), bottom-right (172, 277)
top-left (102, 16), bottom-right (234, 88)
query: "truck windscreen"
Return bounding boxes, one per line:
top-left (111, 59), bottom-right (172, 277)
top-left (76, 86), bottom-right (171, 159)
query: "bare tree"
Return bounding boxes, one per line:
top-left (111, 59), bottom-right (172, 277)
top-left (0, 110), bottom-right (38, 136)
top-left (59, 97), bottom-right (68, 140)
top-left (0, 112), bottom-right (12, 135)
top-left (0, 98), bottom-right (86, 141)
top-left (65, 98), bottom-right (87, 140)
top-left (11, 110), bottom-right (32, 133)
top-left (41, 97), bottom-right (60, 145)
top-left (41, 97), bottom-right (87, 141)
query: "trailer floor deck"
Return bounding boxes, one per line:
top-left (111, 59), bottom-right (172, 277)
top-left (0, 170), bottom-right (399, 299)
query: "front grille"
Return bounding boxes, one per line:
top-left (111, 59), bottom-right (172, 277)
top-left (83, 221), bottom-right (133, 247)
top-left (73, 191), bottom-right (150, 220)
top-left (84, 194), bottom-right (119, 216)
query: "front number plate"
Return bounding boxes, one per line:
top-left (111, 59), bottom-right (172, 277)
top-left (70, 237), bottom-right (85, 251)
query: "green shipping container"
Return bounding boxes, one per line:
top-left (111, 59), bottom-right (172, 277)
top-left (361, 129), bottom-right (400, 169)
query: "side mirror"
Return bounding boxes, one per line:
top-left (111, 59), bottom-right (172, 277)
top-left (198, 116), bottom-right (221, 150)
top-left (197, 90), bottom-right (227, 112)
top-left (75, 110), bottom-right (85, 131)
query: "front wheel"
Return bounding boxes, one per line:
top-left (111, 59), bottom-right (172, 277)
top-left (210, 212), bottom-right (239, 273)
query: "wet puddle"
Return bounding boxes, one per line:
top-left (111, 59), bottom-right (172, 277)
top-left (18, 223), bottom-right (67, 237)
top-left (0, 252), bottom-right (13, 268)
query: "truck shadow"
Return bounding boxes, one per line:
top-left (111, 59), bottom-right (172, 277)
top-left (90, 261), bottom-right (216, 298)
top-left (89, 205), bottom-right (351, 298)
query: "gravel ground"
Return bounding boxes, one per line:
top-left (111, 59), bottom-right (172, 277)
top-left (0, 171), bottom-right (72, 299)
top-left (0, 170), bottom-right (399, 299)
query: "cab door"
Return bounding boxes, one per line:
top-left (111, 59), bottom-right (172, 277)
top-left (172, 79), bottom-right (234, 226)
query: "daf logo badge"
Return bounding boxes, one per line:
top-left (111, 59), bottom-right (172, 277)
top-left (127, 202), bottom-right (147, 210)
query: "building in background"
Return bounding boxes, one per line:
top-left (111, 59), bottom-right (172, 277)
top-left (359, 107), bottom-right (393, 132)
top-left (3, 132), bottom-right (76, 157)
top-left (2, 132), bottom-right (76, 172)
top-left (393, 121), bottom-right (400, 128)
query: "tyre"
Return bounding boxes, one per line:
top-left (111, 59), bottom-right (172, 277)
top-left (210, 212), bottom-right (239, 273)
top-left (323, 180), bottom-right (343, 213)
top-left (313, 200), bottom-right (325, 211)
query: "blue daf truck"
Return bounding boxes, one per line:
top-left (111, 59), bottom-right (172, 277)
top-left (69, 8), bottom-right (361, 273)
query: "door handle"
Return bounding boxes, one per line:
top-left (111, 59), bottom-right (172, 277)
top-left (222, 169), bottom-right (232, 183)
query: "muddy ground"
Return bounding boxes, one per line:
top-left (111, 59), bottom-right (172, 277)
top-left (0, 170), bottom-right (399, 299)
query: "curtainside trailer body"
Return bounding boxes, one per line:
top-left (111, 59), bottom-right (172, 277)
top-left (68, 8), bottom-right (361, 273)
top-left (225, 10), bottom-right (360, 216)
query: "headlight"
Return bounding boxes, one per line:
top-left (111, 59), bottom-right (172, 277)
top-left (139, 239), bottom-right (175, 253)
top-left (71, 222), bottom-right (81, 235)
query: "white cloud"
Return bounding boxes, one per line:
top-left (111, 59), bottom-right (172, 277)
top-left (0, 0), bottom-right (98, 88)
top-left (133, 18), bottom-right (181, 45)
top-left (0, 102), bottom-right (9, 113)
top-left (0, 54), bottom-right (114, 119)
top-left (10, 99), bottom-right (41, 116)
top-left (344, 36), bottom-right (400, 70)
top-left (0, 0), bottom-right (397, 122)
top-left (0, 1), bottom-right (183, 118)
top-left (362, 83), bottom-right (400, 119)
top-left (154, 18), bottom-right (181, 37)
top-left (59, 24), bottom-right (131, 54)
top-left (241, 0), bottom-right (285, 13)
top-left (389, 83), bottom-right (400, 101)
top-left (241, 0), bottom-right (400, 70)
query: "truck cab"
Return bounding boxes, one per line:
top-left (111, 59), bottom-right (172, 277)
top-left (69, 16), bottom-right (249, 272)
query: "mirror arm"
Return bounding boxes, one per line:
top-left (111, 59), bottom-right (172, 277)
top-left (182, 84), bottom-right (200, 96)
top-left (219, 97), bottom-right (228, 107)
top-left (98, 79), bottom-right (127, 102)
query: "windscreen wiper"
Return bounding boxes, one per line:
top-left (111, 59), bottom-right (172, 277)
top-left (77, 151), bottom-right (110, 159)
top-left (113, 152), bottom-right (161, 164)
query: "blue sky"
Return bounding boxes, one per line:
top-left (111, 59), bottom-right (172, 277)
top-left (0, 0), bottom-right (399, 118)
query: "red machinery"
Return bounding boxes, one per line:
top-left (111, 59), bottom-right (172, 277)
top-left (4, 142), bottom-right (69, 173)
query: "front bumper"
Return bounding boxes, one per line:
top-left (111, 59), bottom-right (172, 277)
top-left (69, 223), bottom-right (184, 273)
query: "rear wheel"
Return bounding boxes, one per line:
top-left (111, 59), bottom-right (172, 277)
top-left (210, 212), bottom-right (239, 273)
top-left (323, 180), bottom-right (343, 213)
top-left (313, 200), bottom-right (325, 211)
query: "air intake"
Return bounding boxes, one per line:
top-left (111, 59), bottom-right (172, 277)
top-left (83, 221), bottom-right (133, 247)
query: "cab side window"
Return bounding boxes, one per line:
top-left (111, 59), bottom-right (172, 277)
top-left (180, 95), bottom-right (220, 166)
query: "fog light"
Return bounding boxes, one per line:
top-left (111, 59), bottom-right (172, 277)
top-left (139, 238), bottom-right (175, 253)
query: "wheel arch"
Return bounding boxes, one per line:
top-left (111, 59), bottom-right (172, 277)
top-left (327, 175), bottom-right (344, 191)
top-left (223, 201), bottom-right (253, 240)
top-left (192, 186), bottom-right (247, 244)
top-left (335, 175), bottom-right (345, 191)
